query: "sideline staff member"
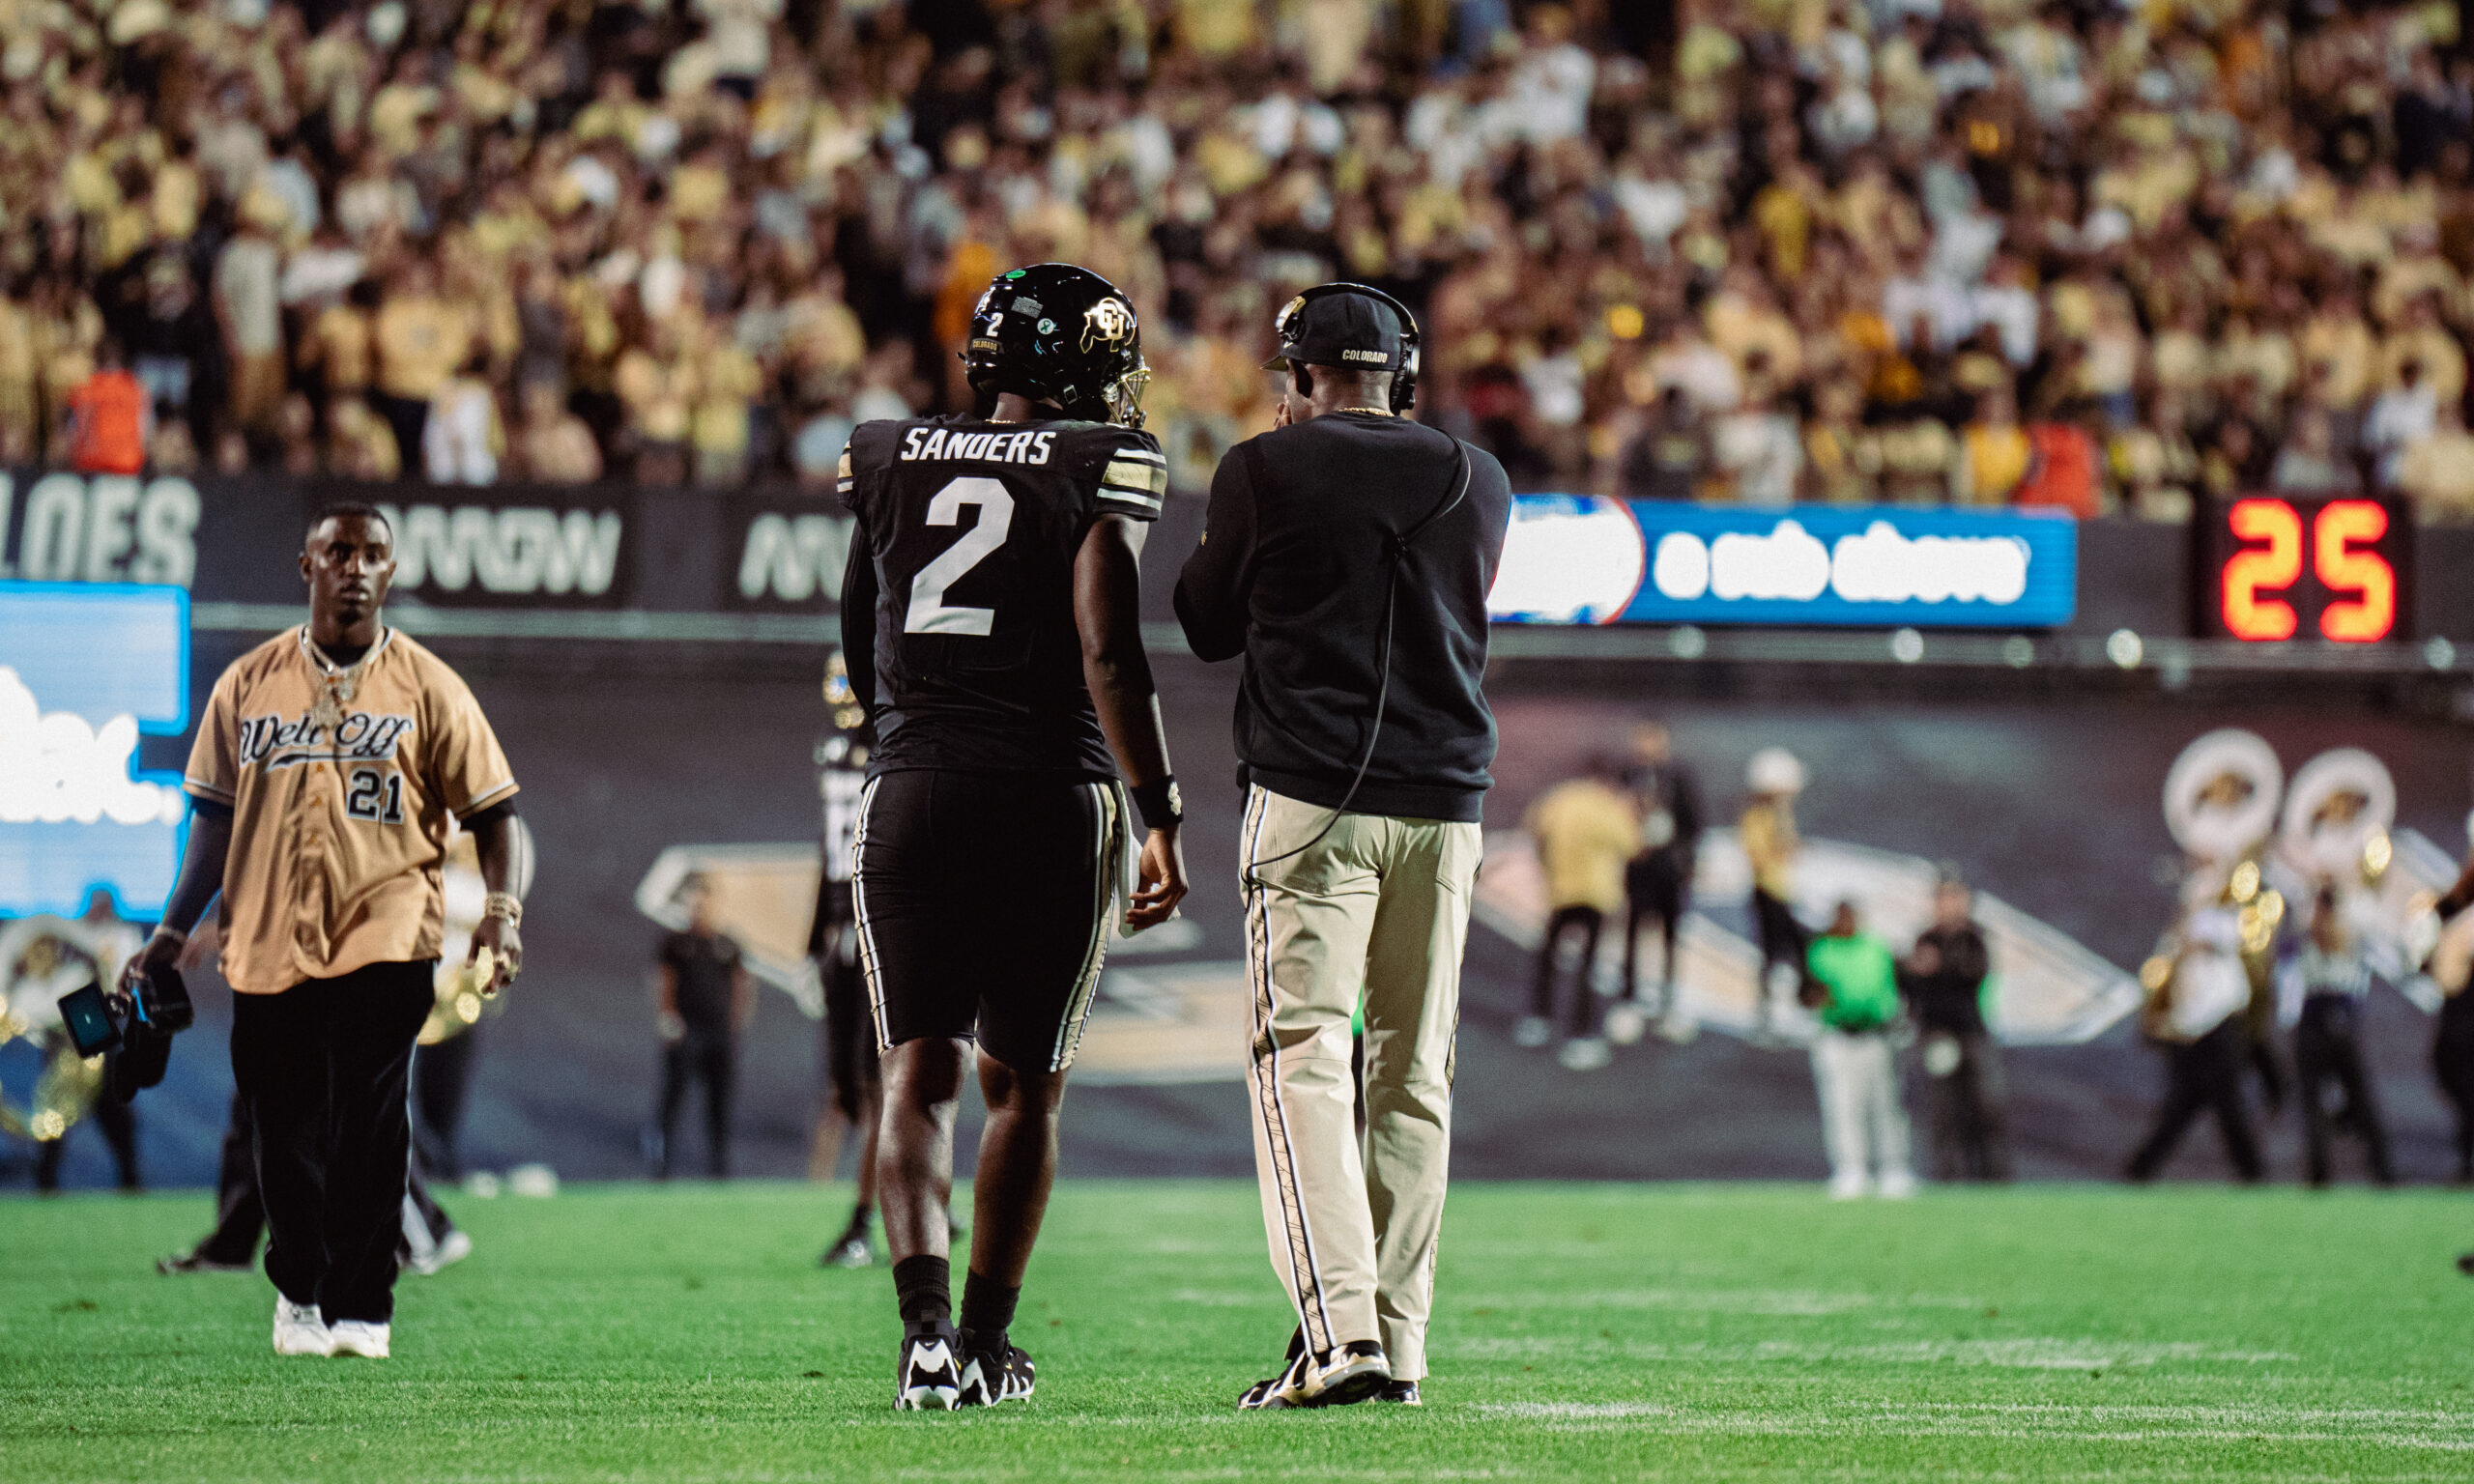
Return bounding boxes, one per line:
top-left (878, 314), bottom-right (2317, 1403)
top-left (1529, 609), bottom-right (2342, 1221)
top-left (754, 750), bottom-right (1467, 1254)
top-left (126, 503), bottom-right (530, 1360)
top-left (1176, 284), bottom-right (1510, 1411)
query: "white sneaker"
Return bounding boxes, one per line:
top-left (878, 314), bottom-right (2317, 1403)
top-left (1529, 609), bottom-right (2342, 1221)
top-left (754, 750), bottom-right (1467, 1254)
top-left (273, 1298), bottom-right (331, 1356)
top-left (1511, 1016), bottom-right (1553, 1048)
top-left (1558, 1037), bottom-right (1612, 1071)
top-left (409, 1228), bottom-right (474, 1277)
top-left (1878, 1171), bottom-right (1918, 1200)
top-left (1827, 1174), bottom-right (1871, 1201)
top-left (1604, 1003), bottom-right (1647, 1046)
top-left (328, 1320), bottom-right (392, 1358)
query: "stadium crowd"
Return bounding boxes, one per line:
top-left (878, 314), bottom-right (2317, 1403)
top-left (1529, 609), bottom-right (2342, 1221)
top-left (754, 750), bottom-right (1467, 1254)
top-left (4, 0), bottom-right (2474, 518)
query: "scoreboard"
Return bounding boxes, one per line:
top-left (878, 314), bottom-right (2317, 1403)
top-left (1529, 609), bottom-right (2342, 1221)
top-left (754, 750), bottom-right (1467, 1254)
top-left (2194, 495), bottom-right (2412, 643)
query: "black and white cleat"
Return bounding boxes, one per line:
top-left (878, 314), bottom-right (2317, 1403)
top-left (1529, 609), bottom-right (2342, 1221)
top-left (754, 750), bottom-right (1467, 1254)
top-left (894, 1325), bottom-right (964, 1411)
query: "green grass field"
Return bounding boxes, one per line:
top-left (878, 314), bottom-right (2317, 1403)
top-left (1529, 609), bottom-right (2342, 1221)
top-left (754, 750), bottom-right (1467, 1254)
top-left (3, 1181), bottom-right (2470, 1482)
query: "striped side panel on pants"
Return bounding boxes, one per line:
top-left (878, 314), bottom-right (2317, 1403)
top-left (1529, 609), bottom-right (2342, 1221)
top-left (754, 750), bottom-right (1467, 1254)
top-left (1048, 781), bottom-right (1123, 1073)
top-left (1241, 785), bottom-right (1336, 1355)
top-left (849, 776), bottom-right (892, 1049)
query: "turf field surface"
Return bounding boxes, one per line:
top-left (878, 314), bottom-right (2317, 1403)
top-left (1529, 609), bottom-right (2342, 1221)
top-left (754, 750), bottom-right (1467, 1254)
top-left (3, 1181), bottom-right (2469, 1482)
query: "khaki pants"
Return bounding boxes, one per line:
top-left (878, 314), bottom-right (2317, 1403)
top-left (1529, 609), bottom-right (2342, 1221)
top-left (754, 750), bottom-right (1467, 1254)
top-left (1811, 1029), bottom-right (1913, 1191)
top-left (1240, 785), bottom-right (1481, 1382)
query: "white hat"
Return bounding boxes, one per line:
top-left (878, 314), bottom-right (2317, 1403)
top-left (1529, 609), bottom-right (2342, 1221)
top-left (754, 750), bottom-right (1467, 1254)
top-left (1747, 747), bottom-right (1806, 796)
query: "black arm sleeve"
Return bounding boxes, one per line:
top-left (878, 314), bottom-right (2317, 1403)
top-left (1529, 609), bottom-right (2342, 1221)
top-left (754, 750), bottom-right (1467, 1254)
top-left (840, 512), bottom-right (877, 714)
top-left (1173, 444), bottom-right (1257, 663)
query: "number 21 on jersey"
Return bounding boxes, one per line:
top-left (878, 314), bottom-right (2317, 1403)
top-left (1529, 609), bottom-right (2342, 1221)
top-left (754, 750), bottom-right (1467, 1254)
top-left (906, 476), bottom-right (1016, 637)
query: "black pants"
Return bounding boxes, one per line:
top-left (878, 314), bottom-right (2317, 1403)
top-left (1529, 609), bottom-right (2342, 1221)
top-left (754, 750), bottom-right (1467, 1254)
top-left (34, 1084), bottom-right (138, 1190)
top-left (1621, 860), bottom-right (1685, 1009)
top-left (656, 1033), bottom-right (736, 1178)
top-left (2125, 1022), bottom-right (2263, 1182)
top-left (1752, 888), bottom-right (1809, 1010)
top-left (1922, 1030), bottom-right (2011, 1183)
top-left (1531, 904), bottom-right (1604, 1039)
top-left (195, 1091), bottom-right (266, 1263)
top-left (822, 934), bottom-right (878, 1125)
top-left (230, 960), bottom-right (434, 1323)
top-left (2295, 996), bottom-right (2393, 1185)
top-left (369, 390), bottom-right (429, 477)
top-left (2436, 994), bottom-right (2474, 1182)
top-left (191, 1089), bottom-right (454, 1267)
top-left (413, 1031), bottom-right (475, 1181)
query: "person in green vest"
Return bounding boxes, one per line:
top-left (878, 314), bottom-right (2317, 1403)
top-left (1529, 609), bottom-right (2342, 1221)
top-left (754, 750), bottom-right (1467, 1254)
top-left (1801, 901), bottom-right (1916, 1199)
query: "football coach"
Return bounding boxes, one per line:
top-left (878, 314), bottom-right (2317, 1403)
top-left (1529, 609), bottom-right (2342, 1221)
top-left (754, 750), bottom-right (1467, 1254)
top-left (1175, 284), bottom-right (1510, 1411)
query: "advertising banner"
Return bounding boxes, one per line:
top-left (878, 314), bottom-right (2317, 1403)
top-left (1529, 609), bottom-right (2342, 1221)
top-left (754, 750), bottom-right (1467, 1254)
top-left (1488, 497), bottom-right (2082, 629)
top-left (0, 583), bottom-right (189, 917)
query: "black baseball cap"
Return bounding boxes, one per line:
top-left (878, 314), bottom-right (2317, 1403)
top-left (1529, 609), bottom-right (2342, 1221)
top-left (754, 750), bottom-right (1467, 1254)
top-left (1263, 288), bottom-right (1410, 374)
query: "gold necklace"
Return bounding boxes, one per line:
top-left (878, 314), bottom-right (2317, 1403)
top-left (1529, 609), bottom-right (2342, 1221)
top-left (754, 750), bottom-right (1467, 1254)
top-left (300, 627), bottom-right (383, 734)
top-left (1337, 408), bottom-right (1394, 416)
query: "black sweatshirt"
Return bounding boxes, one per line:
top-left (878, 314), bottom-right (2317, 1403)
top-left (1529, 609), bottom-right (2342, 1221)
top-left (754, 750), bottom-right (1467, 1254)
top-left (1173, 412), bottom-right (1511, 822)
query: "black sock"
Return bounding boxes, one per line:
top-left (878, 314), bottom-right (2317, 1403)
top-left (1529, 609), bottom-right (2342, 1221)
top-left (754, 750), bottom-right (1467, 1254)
top-left (841, 1204), bottom-right (873, 1238)
top-left (892, 1254), bottom-right (950, 1328)
top-left (959, 1270), bottom-right (1020, 1351)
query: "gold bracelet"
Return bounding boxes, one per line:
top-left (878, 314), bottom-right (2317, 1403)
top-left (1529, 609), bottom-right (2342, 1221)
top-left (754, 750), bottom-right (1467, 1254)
top-left (482, 893), bottom-right (524, 928)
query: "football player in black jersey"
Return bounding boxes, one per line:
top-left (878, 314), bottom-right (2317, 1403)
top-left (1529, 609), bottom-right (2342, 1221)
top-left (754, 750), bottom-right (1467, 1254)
top-left (837, 263), bottom-right (1189, 1410)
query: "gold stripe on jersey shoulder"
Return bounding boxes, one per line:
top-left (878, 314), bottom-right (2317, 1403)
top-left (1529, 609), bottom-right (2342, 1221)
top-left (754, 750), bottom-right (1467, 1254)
top-left (1102, 457), bottom-right (1167, 496)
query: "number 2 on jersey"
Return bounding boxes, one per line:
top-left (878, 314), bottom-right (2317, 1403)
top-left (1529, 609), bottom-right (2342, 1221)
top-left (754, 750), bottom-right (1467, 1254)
top-left (906, 476), bottom-right (1016, 636)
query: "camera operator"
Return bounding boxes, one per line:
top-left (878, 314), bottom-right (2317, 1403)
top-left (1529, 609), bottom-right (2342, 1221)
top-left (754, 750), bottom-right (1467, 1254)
top-left (1176, 283), bottom-right (1510, 1410)
top-left (125, 502), bottom-right (531, 1359)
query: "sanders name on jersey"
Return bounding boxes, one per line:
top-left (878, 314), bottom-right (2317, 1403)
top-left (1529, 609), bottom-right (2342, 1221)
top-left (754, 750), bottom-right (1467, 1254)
top-left (899, 428), bottom-right (1057, 465)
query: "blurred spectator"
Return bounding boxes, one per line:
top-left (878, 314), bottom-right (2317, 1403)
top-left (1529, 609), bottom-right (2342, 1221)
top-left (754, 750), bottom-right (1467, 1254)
top-left (2279, 888), bottom-right (2395, 1187)
top-left (1518, 756), bottom-right (1638, 1073)
top-left (648, 876), bottom-right (754, 1181)
top-left (1899, 872), bottom-right (2009, 1183)
top-left (0, 0), bottom-right (2463, 511)
top-left (1711, 370), bottom-right (1801, 507)
top-left (213, 190), bottom-right (287, 452)
top-left (1741, 747), bottom-right (1809, 1040)
top-left (373, 257), bottom-right (469, 478)
top-left (423, 353), bottom-right (502, 486)
top-left (67, 339), bottom-right (150, 475)
top-left (2270, 406), bottom-right (2361, 493)
top-left (2125, 889), bottom-right (2265, 1184)
top-left (2363, 360), bottom-right (2438, 490)
top-left (1802, 900), bottom-right (1915, 1201)
top-left (1616, 385), bottom-right (1712, 502)
top-left (514, 385), bottom-right (603, 485)
top-left (1611, 722), bottom-right (1701, 1042)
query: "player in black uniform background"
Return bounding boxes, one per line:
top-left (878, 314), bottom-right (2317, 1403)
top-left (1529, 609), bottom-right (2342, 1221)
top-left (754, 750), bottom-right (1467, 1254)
top-left (837, 263), bottom-right (1189, 1410)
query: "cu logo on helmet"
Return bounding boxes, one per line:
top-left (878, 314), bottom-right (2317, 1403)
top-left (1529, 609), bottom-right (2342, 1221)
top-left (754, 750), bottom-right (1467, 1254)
top-left (1082, 298), bottom-right (1133, 349)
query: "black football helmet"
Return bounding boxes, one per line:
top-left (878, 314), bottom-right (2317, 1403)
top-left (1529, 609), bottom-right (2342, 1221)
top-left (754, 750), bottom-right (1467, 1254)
top-left (962, 263), bottom-right (1149, 428)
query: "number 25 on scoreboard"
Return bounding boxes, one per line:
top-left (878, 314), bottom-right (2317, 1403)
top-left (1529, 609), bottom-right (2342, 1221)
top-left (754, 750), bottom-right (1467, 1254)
top-left (2217, 497), bottom-right (2400, 643)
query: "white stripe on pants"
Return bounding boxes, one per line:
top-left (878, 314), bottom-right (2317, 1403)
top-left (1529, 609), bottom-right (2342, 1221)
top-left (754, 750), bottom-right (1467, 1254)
top-left (1241, 785), bottom-right (1481, 1382)
top-left (1810, 1029), bottom-right (1913, 1188)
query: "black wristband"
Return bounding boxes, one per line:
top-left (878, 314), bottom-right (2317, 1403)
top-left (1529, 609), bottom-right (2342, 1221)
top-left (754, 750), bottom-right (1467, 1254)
top-left (1130, 777), bottom-right (1183, 832)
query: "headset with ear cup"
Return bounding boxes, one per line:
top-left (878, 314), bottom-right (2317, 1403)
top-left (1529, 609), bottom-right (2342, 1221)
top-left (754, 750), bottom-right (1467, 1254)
top-left (1272, 282), bottom-right (1422, 414)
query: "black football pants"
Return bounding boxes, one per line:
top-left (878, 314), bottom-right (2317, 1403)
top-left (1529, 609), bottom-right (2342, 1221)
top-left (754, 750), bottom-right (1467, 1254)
top-left (656, 1033), bottom-right (737, 1178)
top-left (2124, 1022), bottom-right (2263, 1183)
top-left (2434, 995), bottom-right (2474, 1183)
top-left (230, 960), bottom-right (434, 1323)
top-left (1531, 905), bottom-right (1604, 1038)
top-left (2295, 996), bottom-right (2393, 1185)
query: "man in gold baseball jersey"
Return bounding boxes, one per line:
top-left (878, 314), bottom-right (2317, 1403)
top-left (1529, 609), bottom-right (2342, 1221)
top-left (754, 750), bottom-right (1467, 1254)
top-left (123, 502), bottom-right (532, 1360)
